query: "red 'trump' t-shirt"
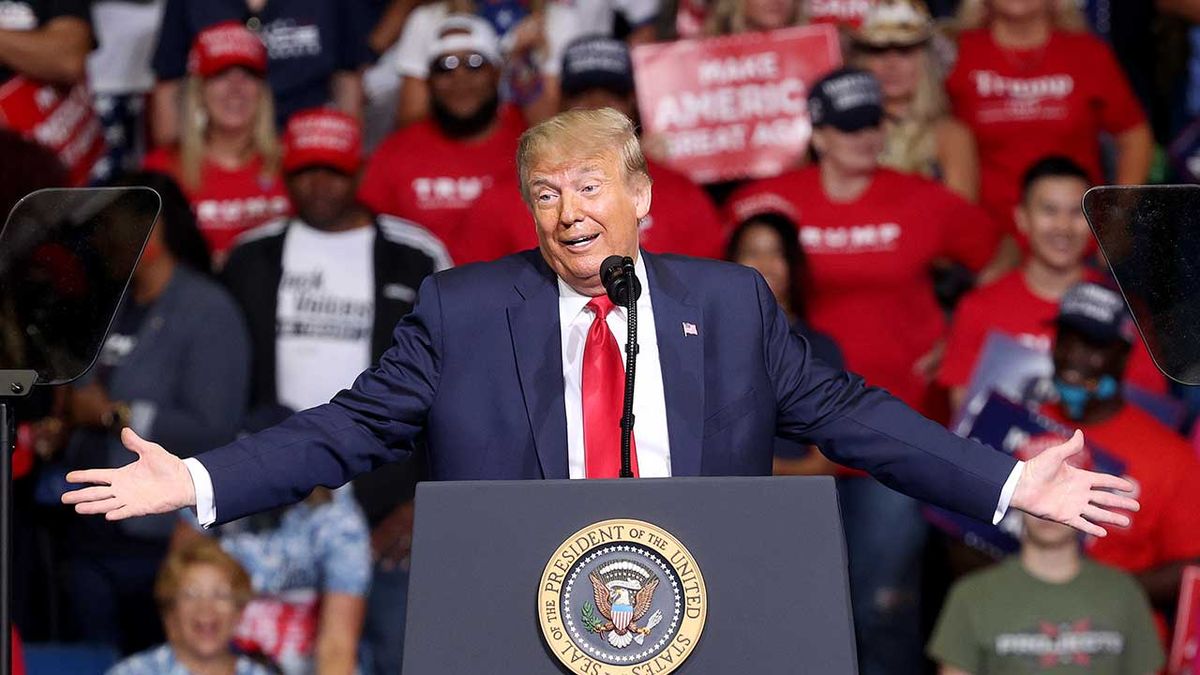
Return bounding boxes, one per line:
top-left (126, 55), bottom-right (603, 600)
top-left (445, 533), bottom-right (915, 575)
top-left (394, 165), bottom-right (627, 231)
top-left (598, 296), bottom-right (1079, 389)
top-left (727, 167), bottom-right (998, 412)
top-left (452, 159), bottom-right (727, 264)
top-left (939, 270), bottom-right (1166, 394)
top-left (1041, 404), bottom-right (1200, 574)
top-left (143, 147), bottom-right (291, 260)
top-left (357, 105), bottom-right (527, 262)
top-left (946, 29), bottom-right (1146, 236)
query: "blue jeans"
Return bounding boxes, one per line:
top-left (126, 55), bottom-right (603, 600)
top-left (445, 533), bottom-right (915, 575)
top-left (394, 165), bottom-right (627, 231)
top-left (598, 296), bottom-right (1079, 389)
top-left (360, 563), bottom-right (409, 675)
top-left (837, 477), bottom-right (927, 675)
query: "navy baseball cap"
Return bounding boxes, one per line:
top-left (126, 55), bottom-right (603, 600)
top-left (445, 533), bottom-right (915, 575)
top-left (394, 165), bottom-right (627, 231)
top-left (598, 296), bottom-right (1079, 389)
top-left (560, 36), bottom-right (634, 98)
top-left (808, 68), bottom-right (884, 132)
top-left (1056, 282), bottom-right (1136, 345)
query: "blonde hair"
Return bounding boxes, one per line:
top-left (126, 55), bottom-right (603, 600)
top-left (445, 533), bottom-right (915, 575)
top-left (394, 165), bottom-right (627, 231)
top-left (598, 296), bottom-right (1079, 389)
top-left (704, 0), bottom-right (806, 36)
top-left (179, 74), bottom-right (280, 192)
top-left (955, 0), bottom-right (1087, 32)
top-left (516, 107), bottom-right (650, 205)
top-left (855, 45), bottom-right (948, 176)
top-left (154, 538), bottom-right (253, 612)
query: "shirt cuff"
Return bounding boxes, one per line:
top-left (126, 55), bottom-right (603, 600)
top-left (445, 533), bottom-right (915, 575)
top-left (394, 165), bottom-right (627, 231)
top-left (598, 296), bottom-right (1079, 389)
top-left (993, 460), bottom-right (1025, 525)
top-left (182, 457), bottom-right (216, 528)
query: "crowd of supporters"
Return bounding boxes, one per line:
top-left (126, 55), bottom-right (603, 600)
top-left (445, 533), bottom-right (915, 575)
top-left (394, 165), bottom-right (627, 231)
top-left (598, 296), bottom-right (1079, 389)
top-left (6, 0), bottom-right (1200, 673)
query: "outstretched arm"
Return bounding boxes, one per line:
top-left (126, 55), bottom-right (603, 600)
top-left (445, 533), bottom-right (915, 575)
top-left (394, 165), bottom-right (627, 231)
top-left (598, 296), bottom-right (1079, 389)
top-left (64, 274), bottom-right (448, 525)
top-left (760, 271), bottom-right (1138, 534)
top-left (62, 428), bottom-right (196, 520)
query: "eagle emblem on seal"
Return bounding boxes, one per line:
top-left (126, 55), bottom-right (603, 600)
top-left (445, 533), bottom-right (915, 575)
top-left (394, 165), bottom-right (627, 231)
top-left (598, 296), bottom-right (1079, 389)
top-left (583, 561), bottom-right (664, 649)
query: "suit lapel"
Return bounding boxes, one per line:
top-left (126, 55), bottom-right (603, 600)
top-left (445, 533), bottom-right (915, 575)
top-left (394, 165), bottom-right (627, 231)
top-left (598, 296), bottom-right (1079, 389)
top-left (644, 254), bottom-right (705, 477)
top-left (507, 253), bottom-right (569, 479)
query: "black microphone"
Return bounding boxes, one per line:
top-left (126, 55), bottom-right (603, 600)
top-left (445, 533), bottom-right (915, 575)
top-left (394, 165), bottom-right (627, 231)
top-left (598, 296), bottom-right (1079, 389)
top-left (598, 255), bottom-right (640, 478)
top-left (600, 255), bottom-right (641, 306)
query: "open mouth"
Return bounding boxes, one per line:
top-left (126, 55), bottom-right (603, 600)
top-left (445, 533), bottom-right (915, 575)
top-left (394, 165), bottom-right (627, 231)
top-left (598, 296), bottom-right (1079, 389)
top-left (562, 233), bottom-right (599, 249)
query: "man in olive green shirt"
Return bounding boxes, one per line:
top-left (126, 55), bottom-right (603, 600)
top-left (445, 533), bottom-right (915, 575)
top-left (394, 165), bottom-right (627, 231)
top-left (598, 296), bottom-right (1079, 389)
top-left (929, 510), bottom-right (1163, 674)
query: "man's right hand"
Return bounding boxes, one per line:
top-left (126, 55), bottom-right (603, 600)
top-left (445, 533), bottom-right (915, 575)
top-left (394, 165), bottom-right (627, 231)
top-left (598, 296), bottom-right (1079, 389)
top-left (61, 428), bottom-right (197, 520)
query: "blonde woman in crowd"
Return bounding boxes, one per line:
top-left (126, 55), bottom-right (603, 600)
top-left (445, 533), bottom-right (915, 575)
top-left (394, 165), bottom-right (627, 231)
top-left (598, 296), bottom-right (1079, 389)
top-left (704, 0), bottom-right (806, 35)
top-left (108, 539), bottom-right (275, 675)
top-left (143, 22), bottom-right (289, 266)
top-left (853, 0), bottom-right (979, 203)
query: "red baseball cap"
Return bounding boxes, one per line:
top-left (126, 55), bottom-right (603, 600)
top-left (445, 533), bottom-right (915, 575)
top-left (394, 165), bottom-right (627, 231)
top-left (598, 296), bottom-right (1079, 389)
top-left (187, 21), bottom-right (268, 78)
top-left (282, 109), bottom-right (362, 175)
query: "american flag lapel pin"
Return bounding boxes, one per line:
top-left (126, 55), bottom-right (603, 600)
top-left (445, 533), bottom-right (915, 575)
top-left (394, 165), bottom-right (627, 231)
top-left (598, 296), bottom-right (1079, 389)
top-left (682, 322), bottom-right (698, 336)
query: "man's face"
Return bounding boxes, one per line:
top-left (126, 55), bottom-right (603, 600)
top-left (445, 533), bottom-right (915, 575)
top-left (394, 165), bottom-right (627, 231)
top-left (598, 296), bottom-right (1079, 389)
top-left (526, 150), bottom-right (650, 296)
top-left (428, 50), bottom-right (499, 120)
top-left (1021, 512), bottom-right (1077, 549)
top-left (1052, 327), bottom-right (1129, 393)
top-left (286, 167), bottom-right (358, 231)
top-left (1017, 176), bottom-right (1091, 271)
top-left (562, 89), bottom-right (635, 119)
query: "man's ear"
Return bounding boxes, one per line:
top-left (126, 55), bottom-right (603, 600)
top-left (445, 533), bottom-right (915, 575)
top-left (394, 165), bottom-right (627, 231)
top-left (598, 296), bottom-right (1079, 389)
top-left (1014, 203), bottom-right (1030, 238)
top-left (633, 175), bottom-right (652, 220)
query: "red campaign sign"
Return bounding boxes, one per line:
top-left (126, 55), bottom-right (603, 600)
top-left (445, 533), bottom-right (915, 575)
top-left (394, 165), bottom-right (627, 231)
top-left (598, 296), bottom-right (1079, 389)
top-left (631, 25), bottom-right (841, 184)
top-left (0, 76), bottom-right (106, 186)
top-left (1171, 565), bottom-right (1200, 674)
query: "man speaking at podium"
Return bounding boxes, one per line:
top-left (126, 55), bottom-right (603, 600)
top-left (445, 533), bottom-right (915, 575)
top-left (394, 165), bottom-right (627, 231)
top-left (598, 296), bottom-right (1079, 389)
top-left (64, 107), bottom-right (1137, 540)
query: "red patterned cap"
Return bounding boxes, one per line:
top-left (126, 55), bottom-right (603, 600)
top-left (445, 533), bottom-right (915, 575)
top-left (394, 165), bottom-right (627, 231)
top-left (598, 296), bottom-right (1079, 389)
top-left (188, 21), bottom-right (268, 78)
top-left (282, 108), bottom-right (362, 175)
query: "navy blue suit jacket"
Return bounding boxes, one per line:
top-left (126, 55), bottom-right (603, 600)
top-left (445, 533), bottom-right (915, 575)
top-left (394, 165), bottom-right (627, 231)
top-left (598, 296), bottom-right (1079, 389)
top-left (197, 251), bottom-right (1017, 525)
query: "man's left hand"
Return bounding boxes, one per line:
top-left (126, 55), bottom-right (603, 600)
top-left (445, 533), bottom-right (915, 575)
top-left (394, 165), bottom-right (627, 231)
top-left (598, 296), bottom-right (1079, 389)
top-left (1010, 430), bottom-right (1139, 537)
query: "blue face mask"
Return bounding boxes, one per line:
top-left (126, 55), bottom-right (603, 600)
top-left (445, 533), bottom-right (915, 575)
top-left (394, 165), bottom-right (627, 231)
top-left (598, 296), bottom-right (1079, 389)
top-left (1054, 375), bottom-right (1119, 420)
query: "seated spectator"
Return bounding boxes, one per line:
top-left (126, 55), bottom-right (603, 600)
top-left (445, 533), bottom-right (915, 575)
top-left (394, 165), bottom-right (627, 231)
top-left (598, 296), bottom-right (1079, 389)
top-left (143, 22), bottom-right (290, 266)
top-left (0, 0), bottom-right (101, 184)
top-left (725, 210), bottom-right (845, 476)
top-left (392, 0), bottom-right (584, 127)
top-left (703, 0), bottom-right (806, 34)
top-left (149, 0), bottom-right (373, 144)
top-left (929, 496), bottom-right (1163, 673)
top-left (725, 210), bottom-right (842, 367)
top-left (181, 485), bottom-right (370, 675)
top-left (221, 109), bottom-right (449, 675)
top-left (1041, 283), bottom-right (1200, 618)
top-left (726, 68), bottom-right (997, 675)
top-left (948, 0), bottom-right (1153, 275)
top-left (853, 0), bottom-right (978, 202)
top-left (359, 14), bottom-right (527, 262)
top-left (939, 156), bottom-right (1165, 413)
top-left (88, 0), bottom-right (164, 183)
top-left (59, 171), bottom-right (250, 656)
top-left (108, 538), bottom-right (275, 675)
top-left (454, 35), bottom-right (726, 264)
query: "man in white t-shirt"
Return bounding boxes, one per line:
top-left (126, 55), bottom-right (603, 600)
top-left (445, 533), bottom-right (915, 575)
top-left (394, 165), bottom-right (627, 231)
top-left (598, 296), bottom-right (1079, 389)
top-left (219, 107), bottom-right (450, 675)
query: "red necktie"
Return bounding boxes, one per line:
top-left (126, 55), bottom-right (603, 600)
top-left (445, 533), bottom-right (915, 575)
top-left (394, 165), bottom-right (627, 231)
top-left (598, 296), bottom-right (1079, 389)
top-left (582, 295), bottom-right (639, 478)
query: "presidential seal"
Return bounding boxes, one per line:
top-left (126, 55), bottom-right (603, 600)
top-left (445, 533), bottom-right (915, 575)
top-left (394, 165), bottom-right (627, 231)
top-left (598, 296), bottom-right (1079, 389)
top-left (538, 519), bottom-right (706, 675)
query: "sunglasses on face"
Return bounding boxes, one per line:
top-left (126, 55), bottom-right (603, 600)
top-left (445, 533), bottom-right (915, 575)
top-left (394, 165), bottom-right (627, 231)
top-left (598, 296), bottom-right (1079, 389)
top-left (431, 53), bottom-right (488, 75)
top-left (858, 41), bottom-right (926, 56)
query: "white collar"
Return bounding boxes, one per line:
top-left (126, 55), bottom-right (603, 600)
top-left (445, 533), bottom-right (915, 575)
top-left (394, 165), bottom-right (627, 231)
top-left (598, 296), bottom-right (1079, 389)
top-left (557, 253), bottom-right (649, 323)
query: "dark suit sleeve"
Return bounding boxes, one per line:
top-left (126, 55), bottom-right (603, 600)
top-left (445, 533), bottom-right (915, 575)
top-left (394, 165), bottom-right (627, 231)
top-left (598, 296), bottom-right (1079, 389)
top-left (759, 274), bottom-right (1017, 522)
top-left (193, 274), bottom-right (446, 525)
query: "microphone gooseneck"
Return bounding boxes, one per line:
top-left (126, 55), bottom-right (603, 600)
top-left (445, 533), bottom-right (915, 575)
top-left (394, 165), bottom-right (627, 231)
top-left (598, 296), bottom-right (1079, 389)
top-left (599, 255), bottom-right (639, 478)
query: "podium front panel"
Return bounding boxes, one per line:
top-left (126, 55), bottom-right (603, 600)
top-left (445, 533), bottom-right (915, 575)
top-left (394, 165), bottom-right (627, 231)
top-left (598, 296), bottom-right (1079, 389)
top-left (402, 476), bottom-right (857, 674)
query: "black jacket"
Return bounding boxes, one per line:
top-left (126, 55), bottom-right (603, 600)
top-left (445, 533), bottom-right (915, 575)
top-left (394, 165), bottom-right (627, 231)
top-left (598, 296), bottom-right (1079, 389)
top-left (221, 215), bottom-right (450, 522)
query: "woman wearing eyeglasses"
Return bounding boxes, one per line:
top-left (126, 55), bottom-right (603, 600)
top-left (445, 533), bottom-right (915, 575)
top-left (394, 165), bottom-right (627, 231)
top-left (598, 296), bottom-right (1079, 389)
top-left (853, 0), bottom-right (979, 204)
top-left (108, 539), bottom-right (277, 675)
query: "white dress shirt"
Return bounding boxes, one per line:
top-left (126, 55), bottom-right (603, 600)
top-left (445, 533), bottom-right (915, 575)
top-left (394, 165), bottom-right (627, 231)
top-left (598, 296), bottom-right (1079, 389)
top-left (184, 254), bottom-right (1024, 526)
top-left (558, 254), bottom-right (671, 479)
